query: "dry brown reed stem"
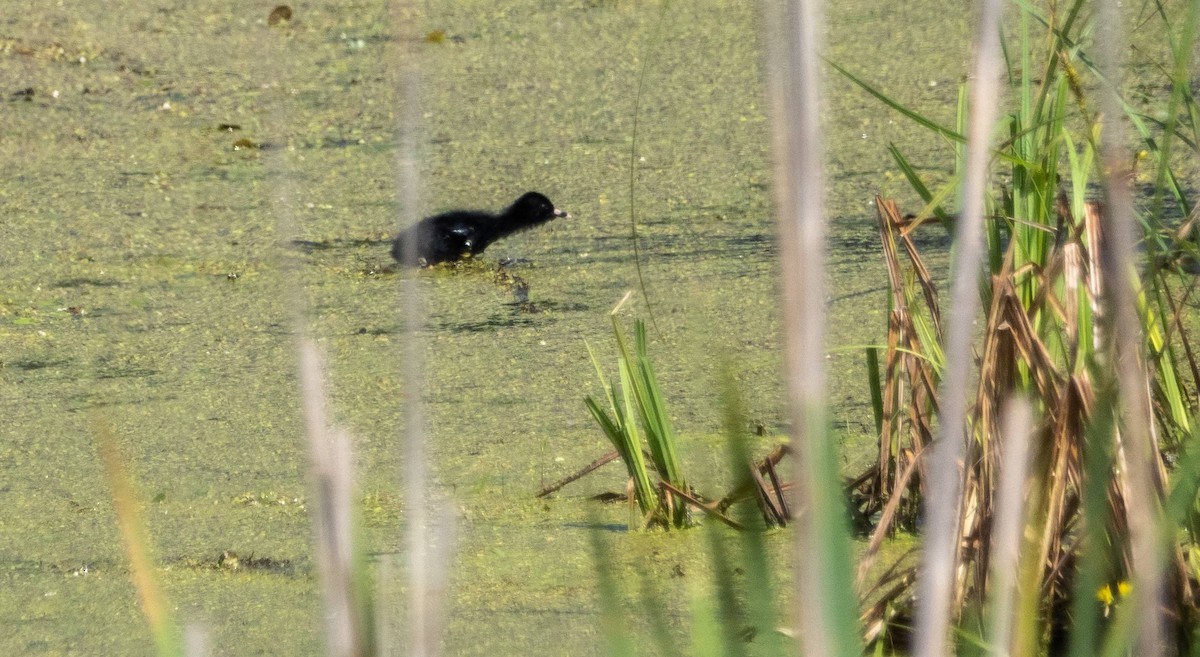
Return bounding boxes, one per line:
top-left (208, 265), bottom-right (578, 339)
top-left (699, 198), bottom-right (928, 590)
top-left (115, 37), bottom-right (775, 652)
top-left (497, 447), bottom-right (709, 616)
top-left (854, 198), bottom-right (938, 591)
top-left (762, 0), bottom-right (848, 653)
top-left (985, 399), bottom-right (1032, 657)
top-left (855, 446), bottom-right (921, 592)
top-left (861, 191), bottom-right (1198, 648)
top-left (911, 0), bottom-right (1004, 655)
top-left (1096, 0), bottom-right (1167, 652)
top-left (877, 198), bottom-right (939, 483)
top-left (535, 451), bottom-right (622, 498)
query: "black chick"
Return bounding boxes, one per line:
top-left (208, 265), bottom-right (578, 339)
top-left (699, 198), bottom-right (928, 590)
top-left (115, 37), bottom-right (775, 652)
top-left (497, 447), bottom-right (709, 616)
top-left (391, 191), bottom-right (570, 266)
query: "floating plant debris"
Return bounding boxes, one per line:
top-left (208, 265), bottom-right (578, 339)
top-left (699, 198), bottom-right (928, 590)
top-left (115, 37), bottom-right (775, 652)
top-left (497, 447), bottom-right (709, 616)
top-left (267, 5), bottom-right (292, 26)
top-left (216, 550), bottom-right (295, 574)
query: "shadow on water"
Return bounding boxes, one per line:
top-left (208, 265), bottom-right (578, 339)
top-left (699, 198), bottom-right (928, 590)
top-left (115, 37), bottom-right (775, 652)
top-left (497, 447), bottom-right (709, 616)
top-left (582, 230), bottom-right (777, 266)
top-left (53, 277), bottom-right (123, 288)
top-left (502, 300), bottom-right (590, 313)
top-left (440, 313), bottom-right (545, 334)
top-left (290, 237), bottom-right (393, 252)
top-left (12, 357), bottom-right (72, 371)
top-left (562, 522), bottom-right (630, 533)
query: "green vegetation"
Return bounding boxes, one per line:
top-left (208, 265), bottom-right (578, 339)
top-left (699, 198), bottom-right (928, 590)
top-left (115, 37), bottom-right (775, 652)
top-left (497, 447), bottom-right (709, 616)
top-left (586, 314), bottom-right (689, 529)
top-left (6, 0), bottom-right (1200, 655)
top-left (588, 375), bottom-right (791, 656)
top-left (834, 0), bottom-right (1200, 653)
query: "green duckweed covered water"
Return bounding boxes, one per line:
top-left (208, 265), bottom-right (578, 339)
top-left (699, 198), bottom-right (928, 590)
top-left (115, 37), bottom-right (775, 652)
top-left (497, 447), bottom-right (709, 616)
top-left (2, 1), bottom-right (1192, 655)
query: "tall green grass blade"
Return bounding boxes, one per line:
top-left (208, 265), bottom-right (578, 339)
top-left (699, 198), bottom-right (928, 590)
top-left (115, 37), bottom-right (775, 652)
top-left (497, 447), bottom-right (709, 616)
top-left (1140, 287), bottom-right (1192, 440)
top-left (589, 526), bottom-right (637, 657)
top-left (617, 356), bottom-right (659, 515)
top-left (618, 319), bottom-right (687, 528)
top-left (586, 338), bottom-right (657, 519)
top-left (637, 572), bottom-right (676, 657)
top-left (865, 347), bottom-right (884, 440)
top-left (888, 144), bottom-right (935, 206)
top-left (1062, 127), bottom-right (1095, 221)
top-left (827, 60), bottom-right (965, 143)
top-left (886, 144), bottom-right (956, 229)
top-left (706, 526), bottom-right (750, 657)
top-left (636, 358), bottom-right (683, 486)
top-left (587, 316), bottom-right (690, 528)
top-left (1098, 594), bottom-right (1140, 657)
top-left (720, 366), bottom-right (786, 654)
top-left (1068, 395), bottom-right (1117, 657)
top-left (1018, 2), bottom-right (1033, 176)
top-left (585, 396), bottom-right (656, 518)
top-left (908, 284), bottom-right (946, 373)
top-left (797, 410), bottom-right (864, 657)
top-left (690, 580), bottom-right (724, 657)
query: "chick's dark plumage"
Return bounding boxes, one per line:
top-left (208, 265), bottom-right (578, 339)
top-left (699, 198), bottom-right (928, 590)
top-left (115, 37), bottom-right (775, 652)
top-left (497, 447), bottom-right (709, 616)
top-left (391, 192), bottom-right (569, 266)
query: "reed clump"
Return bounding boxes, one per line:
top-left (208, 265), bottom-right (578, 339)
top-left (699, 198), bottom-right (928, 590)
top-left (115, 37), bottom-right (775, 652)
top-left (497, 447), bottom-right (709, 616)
top-left (838, 0), bottom-right (1200, 650)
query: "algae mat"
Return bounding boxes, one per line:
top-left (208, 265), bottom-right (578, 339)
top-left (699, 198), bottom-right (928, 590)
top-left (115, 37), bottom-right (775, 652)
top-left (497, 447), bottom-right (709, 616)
top-left (1, 0), bottom-right (976, 654)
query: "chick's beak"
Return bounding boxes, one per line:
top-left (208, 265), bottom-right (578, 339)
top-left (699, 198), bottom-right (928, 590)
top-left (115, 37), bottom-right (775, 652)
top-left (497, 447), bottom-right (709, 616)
top-left (553, 207), bottom-right (571, 219)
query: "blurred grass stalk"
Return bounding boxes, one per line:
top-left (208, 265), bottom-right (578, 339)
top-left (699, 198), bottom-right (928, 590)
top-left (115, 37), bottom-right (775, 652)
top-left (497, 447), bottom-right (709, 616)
top-left (911, 0), bottom-right (1004, 655)
top-left (298, 343), bottom-right (367, 657)
top-left (93, 414), bottom-right (182, 656)
top-left (263, 34), bottom-right (374, 657)
top-left (264, 1), bottom-right (455, 652)
top-left (762, 0), bottom-right (860, 655)
top-left (984, 399), bottom-right (1033, 657)
top-left (391, 2), bottom-right (456, 655)
top-left (1094, 0), bottom-right (1166, 654)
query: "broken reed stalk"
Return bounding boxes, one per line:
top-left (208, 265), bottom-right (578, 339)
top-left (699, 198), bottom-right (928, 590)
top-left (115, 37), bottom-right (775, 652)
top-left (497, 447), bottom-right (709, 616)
top-left (858, 197), bottom-right (939, 526)
top-left (534, 451), bottom-right (621, 498)
top-left (911, 1), bottom-right (1004, 655)
top-left (762, 0), bottom-right (860, 654)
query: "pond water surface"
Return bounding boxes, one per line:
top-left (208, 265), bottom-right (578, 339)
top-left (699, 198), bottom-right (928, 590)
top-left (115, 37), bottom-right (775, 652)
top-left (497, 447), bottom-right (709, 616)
top-left (5, 1), bottom-right (1185, 655)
